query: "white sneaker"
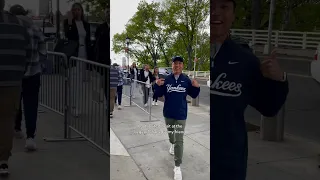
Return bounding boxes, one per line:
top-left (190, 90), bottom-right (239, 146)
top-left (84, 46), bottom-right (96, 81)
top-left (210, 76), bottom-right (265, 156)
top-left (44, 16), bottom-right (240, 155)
top-left (152, 101), bottom-right (155, 106)
top-left (132, 96), bottom-right (136, 99)
top-left (144, 103), bottom-right (148, 107)
top-left (155, 102), bottom-right (158, 106)
top-left (169, 144), bottom-right (174, 155)
top-left (0, 163), bottom-right (9, 176)
top-left (25, 138), bottom-right (37, 151)
top-left (118, 105), bottom-right (122, 110)
top-left (14, 130), bottom-right (24, 139)
top-left (174, 166), bottom-right (182, 180)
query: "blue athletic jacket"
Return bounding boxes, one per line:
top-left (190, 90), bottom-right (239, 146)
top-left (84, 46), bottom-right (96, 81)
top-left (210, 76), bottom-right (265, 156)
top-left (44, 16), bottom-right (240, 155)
top-left (154, 73), bottom-right (200, 120)
top-left (210, 38), bottom-right (289, 179)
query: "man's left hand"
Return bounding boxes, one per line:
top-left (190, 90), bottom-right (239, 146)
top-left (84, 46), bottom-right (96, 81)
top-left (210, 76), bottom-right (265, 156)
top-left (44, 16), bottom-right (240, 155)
top-left (260, 49), bottom-right (285, 82)
top-left (191, 79), bottom-right (200, 87)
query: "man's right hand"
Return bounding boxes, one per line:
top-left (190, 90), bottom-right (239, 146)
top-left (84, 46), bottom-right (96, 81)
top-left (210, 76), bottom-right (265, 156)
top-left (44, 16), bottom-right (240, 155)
top-left (67, 11), bottom-right (73, 25)
top-left (156, 78), bottom-right (165, 86)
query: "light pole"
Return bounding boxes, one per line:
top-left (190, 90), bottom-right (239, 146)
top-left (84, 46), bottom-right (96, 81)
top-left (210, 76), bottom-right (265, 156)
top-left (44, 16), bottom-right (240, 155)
top-left (125, 36), bottom-right (132, 106)
top-left (260, 0), bottom-right (284, 142)
top-left (56, 0), bottom-right (60, 39)
top-left (191, 31), bottom-right (200, 107)
top-left (125, 36), bottom-right (130, 71)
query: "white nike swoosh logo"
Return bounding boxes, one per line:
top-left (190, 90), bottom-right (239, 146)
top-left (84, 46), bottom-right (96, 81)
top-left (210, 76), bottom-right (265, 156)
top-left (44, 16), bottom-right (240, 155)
top-left (228, 61), bottom-right (239, 64)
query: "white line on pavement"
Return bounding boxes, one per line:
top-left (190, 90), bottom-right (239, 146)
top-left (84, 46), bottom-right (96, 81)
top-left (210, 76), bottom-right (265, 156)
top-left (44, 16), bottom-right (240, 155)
top-left (110, 128), bottom-right (130, 156)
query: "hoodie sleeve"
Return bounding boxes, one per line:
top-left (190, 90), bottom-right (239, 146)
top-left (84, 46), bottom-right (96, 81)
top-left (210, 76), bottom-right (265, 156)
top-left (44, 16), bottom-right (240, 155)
top-left (249, 56), bottom-right (289, 117)
top-left (154, 84), bottom-right (166, 98)
top-left (187, 78), bottom-right (200, 99)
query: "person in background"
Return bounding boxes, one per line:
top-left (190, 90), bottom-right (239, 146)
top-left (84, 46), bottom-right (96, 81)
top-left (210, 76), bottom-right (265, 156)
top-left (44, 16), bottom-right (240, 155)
top-left (152, 66), bottom-right (159, 106)
top-left (154, 56), bottom-right (200, 180)
top-left (110, 62), bottom-right (119, 118)
top-left (129, 62), bottom-right (139, 98)
top-left (0, 0), bottom-right (30, 176)
top-left (64, 2), bottom-right (91, 116)
top-left (94, 7), bottom-right (110, 119)
top-left (94, 6), bottom-right (109, 65)
top-left (139, 64), bottom-right (154, 107)
top-left (210, 0), bottom-right (288, 179)
top-left (64, 2), bottom-right (91, 60)
top-left (114, 63), bottom-right (124, 110)
top-left (9, 4), bottom-right (46, 151)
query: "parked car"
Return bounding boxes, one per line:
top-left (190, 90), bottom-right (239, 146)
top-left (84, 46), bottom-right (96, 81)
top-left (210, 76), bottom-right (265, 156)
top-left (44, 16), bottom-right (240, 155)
top-left (158, 67), bottom-right (172, 78)
top-left (311, 47), bottom-right (320, 83)
top-left (207, 75), bottom-right (211, 87)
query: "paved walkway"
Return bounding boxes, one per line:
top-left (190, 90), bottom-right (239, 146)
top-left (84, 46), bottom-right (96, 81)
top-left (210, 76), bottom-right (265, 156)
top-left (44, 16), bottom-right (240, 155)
top-left (110, 98), bottom-right (210, 180)
top-left (5, 97), bottom-right (320, 180)
top-left (111, 97), bottom-right (320, 180)
top-left (5, 106), bottom-right (109, 180)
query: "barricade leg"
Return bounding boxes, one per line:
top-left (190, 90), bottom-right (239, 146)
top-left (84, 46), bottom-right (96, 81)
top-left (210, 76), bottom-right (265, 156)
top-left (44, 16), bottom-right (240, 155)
top-left (140, 87), bottom-right (159, 122)
top-left (43, 53), bottom-right (86, 142)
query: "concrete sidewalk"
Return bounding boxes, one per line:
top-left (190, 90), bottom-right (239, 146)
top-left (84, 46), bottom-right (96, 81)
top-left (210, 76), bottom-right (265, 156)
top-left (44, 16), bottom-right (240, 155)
top-left (247, 132), bottom-right (320, 179)
top-left (110, 98), bottom-right (210, 180)
top-left (111, 97), bottom-right (320, 180)
top-left (6, 106), bottom-right (109, 180)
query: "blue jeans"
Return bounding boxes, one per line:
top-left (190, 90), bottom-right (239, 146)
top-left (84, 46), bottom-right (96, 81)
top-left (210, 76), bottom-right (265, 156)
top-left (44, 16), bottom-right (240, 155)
top-left (15, 73), bottom-right (41, 139)
top-left (115, 85), bottom-right (123, 105)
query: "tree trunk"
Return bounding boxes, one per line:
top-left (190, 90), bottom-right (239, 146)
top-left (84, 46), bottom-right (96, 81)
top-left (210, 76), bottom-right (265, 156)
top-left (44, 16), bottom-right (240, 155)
top-left (251, 0), bottom-right (261, 29)
top-left (281, 0), bottom-right (291, 30)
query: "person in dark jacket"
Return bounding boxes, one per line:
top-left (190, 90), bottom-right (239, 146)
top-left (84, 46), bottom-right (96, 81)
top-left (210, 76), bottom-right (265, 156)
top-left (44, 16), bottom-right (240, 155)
top-left (154, 56), bottom-right (200, 180)
top-left (64, 2), bottom-right (92, 116)
top-left (139, 64), bottom-right (154, 107)
top-left (210, 0), bottom-right (289, 179)
top-left (64, 2), bottom-right (91, 60)
top-left (94, 7), bottom-right (109, 65)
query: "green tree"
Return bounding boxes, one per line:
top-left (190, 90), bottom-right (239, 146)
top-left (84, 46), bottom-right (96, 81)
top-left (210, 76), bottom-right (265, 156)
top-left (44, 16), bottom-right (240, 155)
top-left (113, 1), bottom-right (173, 67)
top-left (162, 0), bottom-right (210, 70)
top-left (67, 0), bottom-right (109, 21)
top-left (234, 0), bottom-right (320, 31)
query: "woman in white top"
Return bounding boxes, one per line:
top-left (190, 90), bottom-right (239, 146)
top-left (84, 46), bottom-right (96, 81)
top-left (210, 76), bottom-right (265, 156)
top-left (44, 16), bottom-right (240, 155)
top-left (64, 3), bottom-right (92, 116)
top-left (129, 62), bottom-right (139, 98)
top-left (139, 64), bottom-right (155, 107)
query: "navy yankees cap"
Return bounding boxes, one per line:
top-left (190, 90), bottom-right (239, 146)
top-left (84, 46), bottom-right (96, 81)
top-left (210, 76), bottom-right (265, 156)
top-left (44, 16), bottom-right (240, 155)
top-left (172, 56), bottom-right (184, 63)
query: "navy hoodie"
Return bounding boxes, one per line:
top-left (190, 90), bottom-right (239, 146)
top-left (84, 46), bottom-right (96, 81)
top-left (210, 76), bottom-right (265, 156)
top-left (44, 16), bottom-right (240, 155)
top-left (210, 38), bottom-right (289, 179)
top-left (154, 73), bottom-right (200, 120)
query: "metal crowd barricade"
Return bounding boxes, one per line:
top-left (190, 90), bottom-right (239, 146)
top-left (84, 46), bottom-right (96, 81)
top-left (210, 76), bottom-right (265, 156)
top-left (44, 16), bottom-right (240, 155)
top-left (39, 51), bottom-right (67, 115)
top-left (123, 78), bottom-right (158, 122)
top-left (40, 51), bottom-right (109, 156)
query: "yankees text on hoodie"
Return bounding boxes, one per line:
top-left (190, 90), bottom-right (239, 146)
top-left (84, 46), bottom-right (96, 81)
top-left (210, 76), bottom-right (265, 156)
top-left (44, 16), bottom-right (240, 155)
top-left (154, 73), bottom-right (200, 120)
top-left (210, 38), bottom-right (289, 179)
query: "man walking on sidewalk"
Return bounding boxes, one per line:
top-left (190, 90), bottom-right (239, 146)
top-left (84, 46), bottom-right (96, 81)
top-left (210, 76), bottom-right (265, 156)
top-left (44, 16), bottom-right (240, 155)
top-left (154, 56), bottom-right (200, 180)
top-left (10, 4), bottom-right (46, 151)
top-left (110, 62), bottom-right (119, 118)
top-left (113, 63), bottom-right (124, 110)
top-left (0, 0), bottom-right (30, 176)
top-left (210, 0), bottom-right (288, 179)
